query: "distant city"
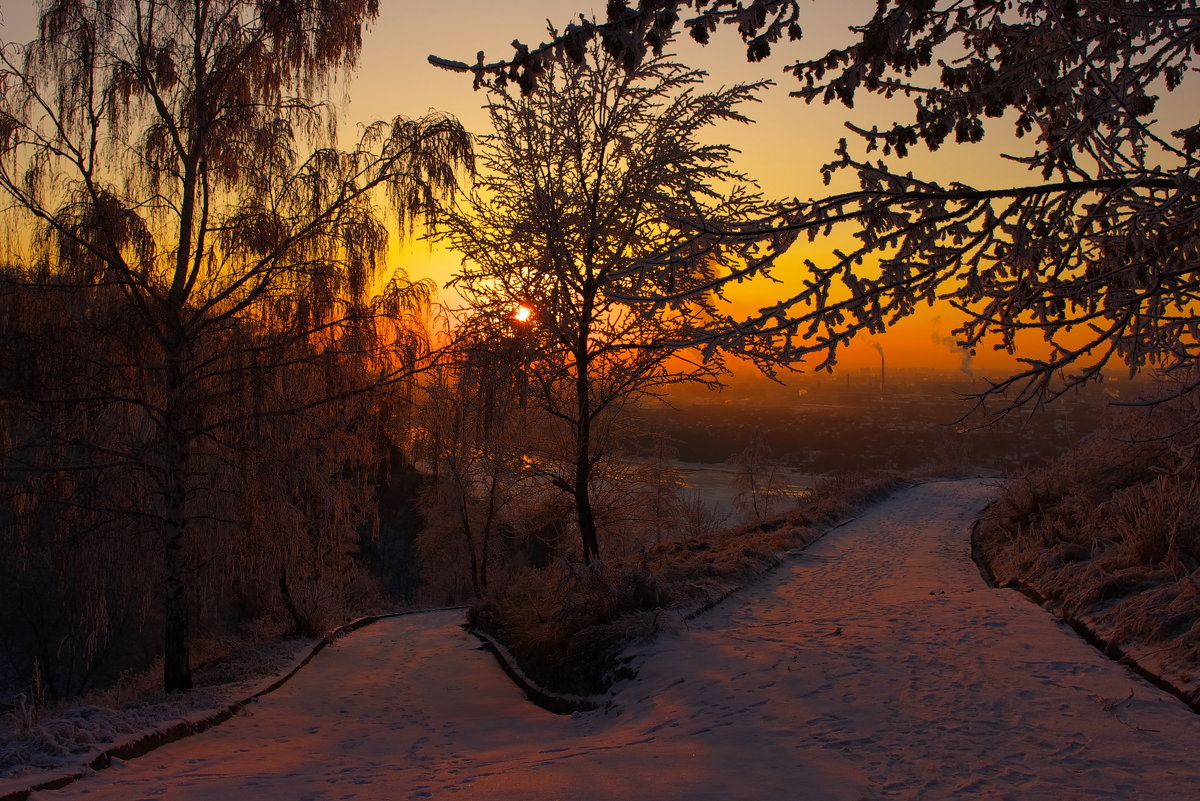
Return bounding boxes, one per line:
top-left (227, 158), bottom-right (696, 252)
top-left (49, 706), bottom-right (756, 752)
top-left (634, 367), bottom-right (1150, 475)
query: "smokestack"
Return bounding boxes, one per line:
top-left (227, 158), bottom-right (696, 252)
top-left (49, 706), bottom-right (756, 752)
top-left (870, 342), bottom-right (885, 394)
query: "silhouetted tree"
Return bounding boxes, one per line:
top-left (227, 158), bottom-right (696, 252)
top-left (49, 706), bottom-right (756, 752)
top-left (439, 0), bottom-right (1200, 414)
top-left (0, 0), bottom-right (471, 692)
top-left (436, 42), bottom-right (774, 563)
top-left (414, 327), bottom-right (545, 597)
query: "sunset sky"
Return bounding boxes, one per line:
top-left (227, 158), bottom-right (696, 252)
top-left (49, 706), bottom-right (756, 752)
top-left (0, 1), bottom-right (1063, 375)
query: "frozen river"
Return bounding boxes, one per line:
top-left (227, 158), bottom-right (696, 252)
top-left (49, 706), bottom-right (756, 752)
top-left (671, 460), bottom-right (820, 524)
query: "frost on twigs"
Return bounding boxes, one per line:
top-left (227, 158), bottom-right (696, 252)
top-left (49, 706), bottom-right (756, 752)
top-left (600, 1), bottom-right (1200, 418)
top-left (428, 1), bottom-right (801, 94)
top-left (446, 1), bottom-right (1200, 418)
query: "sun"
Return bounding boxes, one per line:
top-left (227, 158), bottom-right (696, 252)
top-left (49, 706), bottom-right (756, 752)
top-left (513, 304), bottom-right (533, 323)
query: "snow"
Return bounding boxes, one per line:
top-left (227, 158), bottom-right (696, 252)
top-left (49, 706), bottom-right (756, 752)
top-left (0, 639), bottom-right (317, 786)
top-left (16, 480), bottom-right (1200, 800)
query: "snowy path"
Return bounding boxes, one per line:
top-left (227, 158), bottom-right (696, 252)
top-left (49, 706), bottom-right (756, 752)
top-left (34, 480), bottom-right (1200, 800)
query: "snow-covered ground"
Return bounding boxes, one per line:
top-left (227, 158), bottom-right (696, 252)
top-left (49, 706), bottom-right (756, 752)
top-left (17, 480), bottom-right (1200, 800)
top-left (0, 638), bottom-right (319, 786)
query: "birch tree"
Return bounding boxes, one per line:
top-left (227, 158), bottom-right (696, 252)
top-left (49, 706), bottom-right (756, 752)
top-left (0, 0), bottom-right (471, 692)
top-left (438, 0), bottom-right (1200, 414)
top-left (436, 42), bottom-right (774, 564)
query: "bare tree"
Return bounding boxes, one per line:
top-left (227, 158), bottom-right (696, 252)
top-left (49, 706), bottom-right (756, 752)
top-left (439, 0), bottom-right (1200, 415)
top-left (435, 41), bottom-right (774, 564)
top-left (626, 434), bottom-right (687, 548)
top-left (0, 0), bottom-right (471, 692)
top-left (732, 426), bottom-right (788, 522)
top-left (413, 327), bottom-right (544, 597)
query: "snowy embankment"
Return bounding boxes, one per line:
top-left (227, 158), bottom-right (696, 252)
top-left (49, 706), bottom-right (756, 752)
top-left (13, 480), bottom-right (1200, 800)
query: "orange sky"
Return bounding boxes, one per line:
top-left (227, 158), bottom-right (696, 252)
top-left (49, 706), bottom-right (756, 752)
top-left (361, 0), bottom-right (1054, 375)
top-left (0, 1), bottom-right (1061, 375)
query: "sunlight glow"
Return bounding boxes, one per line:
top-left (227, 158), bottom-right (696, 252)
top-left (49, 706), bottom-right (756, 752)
top-left (513, 304), bottom-right (533, 323)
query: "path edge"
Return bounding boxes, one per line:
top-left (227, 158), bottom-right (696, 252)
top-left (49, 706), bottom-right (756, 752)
top-left (0, 606), bottom-right (467, 801)
top-left (969, 509), bottom-right (1200, 716)
top-left (466, 627), bottom-right (599, 715)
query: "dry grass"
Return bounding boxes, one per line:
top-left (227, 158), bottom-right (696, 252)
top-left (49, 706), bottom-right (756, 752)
top-left (976, 405), bottom-right (1200, 698)
top-left (470, 473), bottom-right (905, 698)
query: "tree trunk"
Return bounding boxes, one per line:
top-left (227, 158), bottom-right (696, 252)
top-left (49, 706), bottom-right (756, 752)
top-left (161, 348), bottom-right (193, 693)
top-left (574, 371), bottom-right (600, 564)
top-left (575, 469), bottom-right (600, 564)
top-left (162, 436), bottom-right (192, 693)
top-left (572, 314), bottom-right (601, 564)
top-left (464, 523), bottom-right (483, 599)
top-left (455, 477), bottom-right (483, 598)
top-left (478, 473), bottom-right (499, 594)
top-left (278, 562), bottom-right (316, 638)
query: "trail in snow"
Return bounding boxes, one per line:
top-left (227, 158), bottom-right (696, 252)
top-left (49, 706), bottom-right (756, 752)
top-left (27, 480), bottom-right (1200, 800)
